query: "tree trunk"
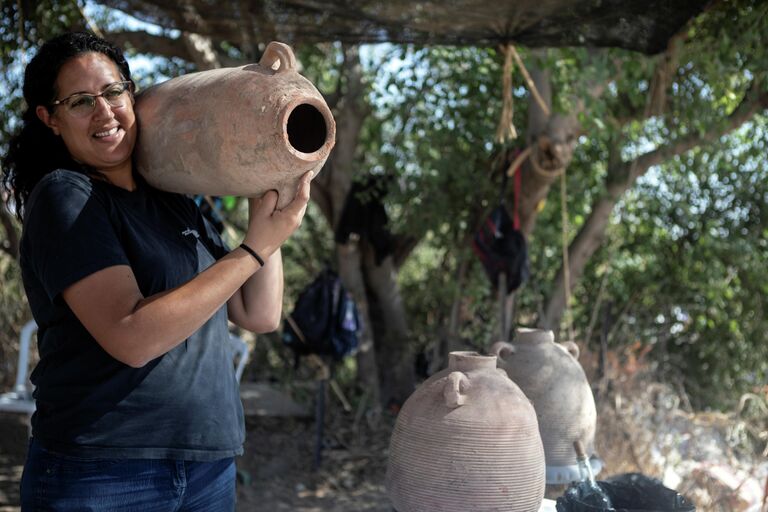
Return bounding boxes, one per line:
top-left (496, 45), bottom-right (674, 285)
top-left (430, 257), bottom-right (470, 374)
top-left (540, 195), bottom-right (616, 330)
top-left (337, 242), bottom-right (380, 408)
top-left (514, 68), bottom-right (580, 238)
top-left (313, 46), bottom-right (383, 400)
top-left (311, 46), bottom-right (413, 407)
top-left (516, 117), bottom-right (579, 236)
top-left (363, 248), bottom-right (415, 407)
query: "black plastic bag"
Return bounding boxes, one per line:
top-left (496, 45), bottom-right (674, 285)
top-left (472, 204), bottom-right (530, 292)
top-left (556, 473), bottom-right (696, 512)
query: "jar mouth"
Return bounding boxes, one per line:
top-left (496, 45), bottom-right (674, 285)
top-left (280, 97), bottom-right (336, 161)
top-left (514, 328), bottom-right (554, 344)
top-left (448, 351), bottom-right (497, 372)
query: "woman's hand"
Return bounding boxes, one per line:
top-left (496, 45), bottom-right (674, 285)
top-left (226, 170), bottom-right (312, 332)
top-left (243, 170), bottom-right (312, 258)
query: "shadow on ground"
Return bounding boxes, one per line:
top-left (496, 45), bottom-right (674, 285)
top-left (0, 409), bottom-right (393, 512)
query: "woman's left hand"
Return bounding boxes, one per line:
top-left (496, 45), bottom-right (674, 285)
top-left (243, 171), bottom-right (312, 258)
top-left (226, 171), bottom-right (312, 331)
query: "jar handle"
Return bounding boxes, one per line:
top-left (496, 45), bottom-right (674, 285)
top-left (560, 341), bottom-right (580, 360)
top-left (259, 41), bottom-right (297, 73)
top-left (489, 340), bottom-right (516, 361)
top-left (443, 371), bottom-right (470, 409)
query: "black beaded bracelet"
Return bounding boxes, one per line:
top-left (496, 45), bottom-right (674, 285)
top-left (239, 243), bottom-right (265, 267)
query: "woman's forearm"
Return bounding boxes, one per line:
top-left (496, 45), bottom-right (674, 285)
top-left (63, 247), bottom-right (261, 368)
top-left (227, 248), bottom-right (284, 332)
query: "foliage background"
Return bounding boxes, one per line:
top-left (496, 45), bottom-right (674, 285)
top-left (0, 0), bottom-right (766, 415)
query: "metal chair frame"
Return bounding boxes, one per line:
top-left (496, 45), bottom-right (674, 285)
top-left (0, 320), bottom-right (37, 432)
top-left (0, 322), bottom-right (249, 434)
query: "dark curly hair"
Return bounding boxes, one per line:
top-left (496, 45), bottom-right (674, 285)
top-left (1, 31), bottom-right (133, 220)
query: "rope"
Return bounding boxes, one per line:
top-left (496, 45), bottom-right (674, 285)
top-left (492, 44), bottom-right (566, 338)
top-left (506, 144), bottom-right (566, 182)
top-left (495, 44), bottom-right (552, 145)
top-left (529, 143), bottom-right (566, 179)
top-left (584, 253), bottom-right (611, 346)
top-left (560, 169), bottom-right (575, 341)
top-left (73, 0), bottom-right (105, 38)
top-left (506, 146), bottom-right (531, 179)
top-left (504, 144), bottom-right (571, 339)
top-left (508, 45), bottom-right (550, 117)
top-left (495, 44), bottom-right (517, 143)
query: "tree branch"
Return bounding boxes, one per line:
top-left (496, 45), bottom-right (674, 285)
top-left (324, 45), bottom-right (345, 110)
top-left (629, 80), bottom-right (768, 183)
top-left (108, 29), bottom-right (247, 71)
top-left (108, 30), bottom-right (193, 62)
top-left (315, 45), bottom-right (369, 228)
top-left (181, 32), bottom-right (221, 70)
top-left (540, 80), bottom-right (768, 332)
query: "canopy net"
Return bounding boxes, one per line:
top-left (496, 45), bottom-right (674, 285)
top-left (98, 0), bottom-right (709, 54)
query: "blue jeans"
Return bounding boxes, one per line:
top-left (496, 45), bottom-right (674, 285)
top-left (20, 439), bottom-right (236, 511)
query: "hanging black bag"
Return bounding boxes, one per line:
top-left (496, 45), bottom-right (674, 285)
top-left (472, 161), bottom-right (530, 292)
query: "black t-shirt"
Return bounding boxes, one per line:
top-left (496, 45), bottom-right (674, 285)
top-left (20, 169), bottom-right (244, 461)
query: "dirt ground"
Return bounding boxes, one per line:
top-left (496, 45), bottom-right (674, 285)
top-left (0, 415), bottom-right (26, 512)
top-left (235, 413), bottom-right (393, 511)
top-left (1, 377), bottom-right (765, 511)
top-left (0, 406), bottom-right (394, 512)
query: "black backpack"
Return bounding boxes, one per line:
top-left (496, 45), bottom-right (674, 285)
top-left (282, 268), bottom-right (360, 363)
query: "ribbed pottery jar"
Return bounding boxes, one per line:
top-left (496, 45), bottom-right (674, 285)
top-left (135, 41), bottom-right (335, 209)
top-left (491, 329), bottom-right (597, 483)
top-left (386, 351), bottom-right (545, 512)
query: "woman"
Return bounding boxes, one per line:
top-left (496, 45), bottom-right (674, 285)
top-left (1, 31), bottom-right (310, 510)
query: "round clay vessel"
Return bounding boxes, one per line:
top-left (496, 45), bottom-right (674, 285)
top-left (491, 328), bottom-right (597, 482)
top-left (135, 41), bottom-right (335, 208)
top-left (386, 351), bottom-right (545, 512)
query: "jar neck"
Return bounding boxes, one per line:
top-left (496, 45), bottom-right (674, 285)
top-left (514, 328), bottom-right (554, 345)
top-left (448, 351), bottom-right (497, 372)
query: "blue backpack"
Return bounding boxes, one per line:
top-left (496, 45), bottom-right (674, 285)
top-left (282, 268), bottom-right (360, 363)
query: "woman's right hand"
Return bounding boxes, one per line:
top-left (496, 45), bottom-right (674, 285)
top-left (243, 170), bottom-right (312, 258)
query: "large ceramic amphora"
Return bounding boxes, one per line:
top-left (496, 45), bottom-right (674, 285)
top-left (491, 328), bottom-right (597, 484)
top-left (135, 41), bottom-right (335, 208)
top-left (386, 351), bottom-right (545, 512)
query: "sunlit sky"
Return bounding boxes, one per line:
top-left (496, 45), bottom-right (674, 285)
top-left (83, 2), bottom-right (176, 83)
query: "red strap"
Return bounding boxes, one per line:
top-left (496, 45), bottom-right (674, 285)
top-left (512, 161), bottom-right (522, 230)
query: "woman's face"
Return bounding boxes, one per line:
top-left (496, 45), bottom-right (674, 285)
top-left (36, 52), bottom-right (137, 178)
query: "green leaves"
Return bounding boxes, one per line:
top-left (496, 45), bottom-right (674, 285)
top-left (2, 0), bottom-right (767, 410)
top-left (601, 119), bottom-right (768, 408)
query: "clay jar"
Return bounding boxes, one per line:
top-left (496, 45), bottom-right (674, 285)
top-left (386, 351), bottom-right (545, 512)
top-left (491, 329), bottom-right (597, 482)
top-left (134, 41), bottom-right (335, 208)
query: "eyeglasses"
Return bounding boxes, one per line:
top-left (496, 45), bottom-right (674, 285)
top-left (51, 81), bottom-right (134, 118)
